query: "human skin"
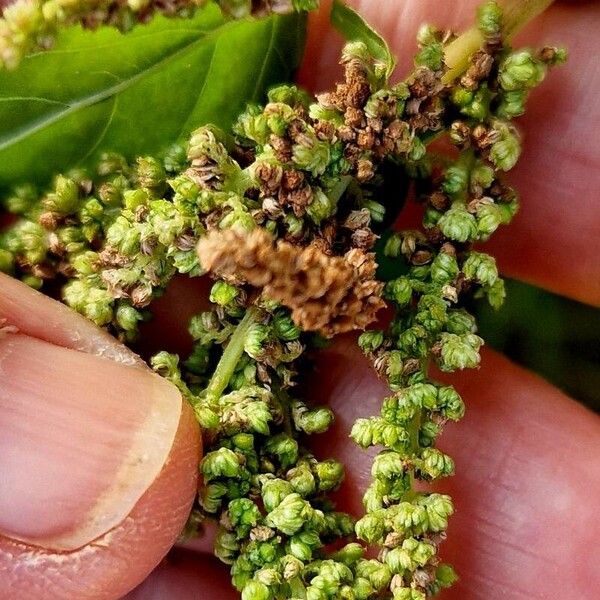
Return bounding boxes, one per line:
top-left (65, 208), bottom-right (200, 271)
top-left (1, 1), bottom-right (599, 599)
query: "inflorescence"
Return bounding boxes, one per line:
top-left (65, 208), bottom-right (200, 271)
top-left (0, 2), bottom-right (564, 598)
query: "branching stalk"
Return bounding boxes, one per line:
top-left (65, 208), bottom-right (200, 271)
top-left (443, 0), bottom-right (556, 83)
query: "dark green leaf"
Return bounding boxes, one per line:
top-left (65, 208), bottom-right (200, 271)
top-left (330, 0), bottom-right (394, 76)
top-left (0, 5), bottom-right (306, 187)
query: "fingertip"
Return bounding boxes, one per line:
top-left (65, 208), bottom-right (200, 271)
top-left (0, 401), bottom-right (201, 600)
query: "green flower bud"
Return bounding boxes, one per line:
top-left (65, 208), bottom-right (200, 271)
top-left (355, 511), bottom-right (386, 544)
top-left (461, 85), bottom-right (492, 121)
top-left (489, 121), bottom-right (521, 171)
top-left (434, 563), bottom-right (459, 590)
top-left (430, 252), bottom-right (459, 285)
top-left (163, 142), bottom-right (187, 173)
top-left (214, 527), bottom-right (239, 564)
top-left (255, 568), bottom-right (281, 588)
top-left (415, 294), bottom-right (448, 333)
top-left (97, 152), bottom-right (129, 177)
top-left (498, 49), bottom-right (545, 92)
top-left (470, 162), bottom-right (495, 191)
top-left (405, 383), bottom-right (439, 412)
top-left (266, 493), bottom-right (312, 535)
top-left (263, 433), bottom-right (299, 469)
top-left (115, 304), bottom-right (143, 333)
top-left (305, 584), bottom-right (328, 600)
top-left (201, 447), bottom-right (242, 481)
top-left (438, 332), bottom-right (483, 371)
top-left (451, 86), bottom-right (473, 109)
top-left (372, 451), bottom-right (406, 480)
top-left (194, 405), bottom-right (220, 430)
top-left (281, 554), bottom-right (304, 580)
top-left (98, 177), bottom-right (127, 207)
top-left (362, 480), bottom-right (386, 513)
top-left (234, 104), bottom-right (270, 146)
top-left (445, 309), bottom-right (476, 335)
top-left (268, 84), bottom-right (312, 108)
top-left (418, 448), bottom-right (454, 479)
top-left (44, 175), bottom-right (79, 215)
top-left (260, 476), bottom-right (294, 512)
top-left (210, 280), bottom-right (240, 307)
top-left (415, 40), bottom-right (444, 71)
top-left (393, 588), bottom-right (426, 600)
top-left (21, 275), bottom-right (42, 289)
top-left (105, 216), bottom-right (140, 256)
top-left (438, 206), bottom-right (478, 243)
top-left (228, 498), bottom-right (261, 536)
top-left (315, 459), bottom-right (345, 492)
top-left (355, 559), bottom-right (392, 590)
top-left (293, 136), bottom-right (330, 177)
top-left (123, 188), bottom-right (150, 211)
top-left (332, 543), bottom-right (365, 566)
top-left (136, 156), bottom-right (166, 192)
top-left (287, 461), bottom-right (316, 497)
top-left (403, 537), bottom-right (436, 567)
top-left (199, 481), bottom-right (227, 513)
top-left (360, 199), bottom-right (386, 223)
top-left (384, 547), bottom-right (413, 574)
top-left (4, 183), bottom-right (37, 215)
top-left (477, 1), bottom-right (503, 36)
top-left (396, 326), bottom-right (428, 358)
top-left (151, 350), bottom-right (182, 380)
top-left (244, 323), bottom-right (270, 360)
top-left (63, 280), bottom-right (113, 326)
top-left (462, 251), bottom-right (498, 286)
top-left (273, 311), bottom-right (300, 341)
top-left (497, 89), bottom-right (527, 118)
top-left (390, 501), bottom-right (428, 534)
top-left (437, 386), bottom-right (465, 420)
top-left (385, 277), bottom-right (413, 306)
top-left (384, 233), bottom-right (402, 258)
top-left (4, 220), bottom-right (47, 264)
top-left (58, 225), bottom-right (87, 254)
top-left (291, 400), bottom-right (334, 435)
top-left (284, 213), bottom-right (304, 237)
top-left (358, 330), bottom-right (385, 353)
top-left (418, 420), bottom-right (440, 448)
top-left (479, 277), bottom-right (506, 309)
top-left (289, 529), bottom-right (321, 561)
top-left (241, 580), bottom-right (270, 600)
top-left (307, 188), bottom-right (335, 224)
top-left (351, 418), bottom-right (377, 448)
top-left (475, 202), bottom-right (502, 238)
top-left (420, 493), bottom-right (454, 531)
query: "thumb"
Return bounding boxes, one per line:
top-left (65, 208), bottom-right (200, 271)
top-left (0, 273), bottom-right (201, 600)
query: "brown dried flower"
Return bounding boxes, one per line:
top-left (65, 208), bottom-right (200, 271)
top-left (197, 228), bottom-right (385, 337)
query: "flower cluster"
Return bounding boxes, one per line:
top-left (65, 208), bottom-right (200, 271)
top-left (0, 2), bottom-right (565, 598)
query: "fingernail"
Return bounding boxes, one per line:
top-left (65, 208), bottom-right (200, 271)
top-left (0, 332), bottom-right (182, 551)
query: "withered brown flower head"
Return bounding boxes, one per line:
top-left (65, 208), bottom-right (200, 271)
top-left (197, 228), bottom-right (386, 337)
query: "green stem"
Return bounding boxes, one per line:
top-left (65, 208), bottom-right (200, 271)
top-left (442, 0), bottom-right (556, 84)
top-left (205, 306), bottom-right (259, 405)
top-left (403, 407), bottom-right (422, 503)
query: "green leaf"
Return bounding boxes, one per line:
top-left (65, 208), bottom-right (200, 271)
top-left (330, 0), bottom-right (394, 76)
top-left (0, 5), bottom-right (306, 188)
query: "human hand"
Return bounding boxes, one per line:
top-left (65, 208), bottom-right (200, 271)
top-left (1, 1), bottom-right (599, 599)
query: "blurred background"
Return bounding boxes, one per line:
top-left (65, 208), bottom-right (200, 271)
top-left (474, 280), bottom-right (600, 413)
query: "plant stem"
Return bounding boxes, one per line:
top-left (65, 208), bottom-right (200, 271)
top-left (442, 0), bottom-right (556, 84)
top-left (205, 306), bottom-right (259, 405)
